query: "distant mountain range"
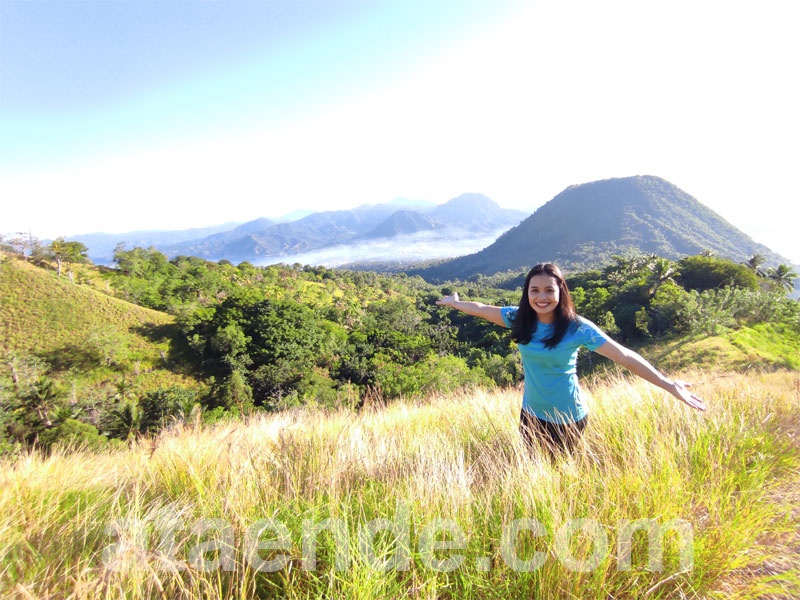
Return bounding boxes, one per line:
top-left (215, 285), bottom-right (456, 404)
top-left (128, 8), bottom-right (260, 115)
top-left (71, 222), bottom-right (243, 262)
top-left (70, 177), bottom-right (795, 282)
top-left (411, 176), bottom-right (792, 282)
top-left (75, 194), bottom-right (527, 264)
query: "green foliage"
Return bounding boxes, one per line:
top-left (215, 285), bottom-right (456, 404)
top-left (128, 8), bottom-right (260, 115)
top-left (216, 371), bottom-right (254, 412)
top-left (634, 307), bottom-right (651, 337)
top-left (648, 282), bottom-right (693, 336)
top-left (106, 396), bottom-right (141, 440)
top-left (678, 255), bottom-right (759, 291)
top-left (39, 419), bottom-right (108, 450)
top-left (138, 387), bottom-right (199, 433)
top-left (741, 254), bottom-right (767, 277)
top-left (678, 287), bottom-right (799, 336)
top-left (47, 238), bottom-right (90, 278)
top-left (468, 351), bottom-right (522, 386)
top-left (5, 376), bottom-right (67, 443)
top-left (4, 244), bottom-right (798, 450)
top-left (766, 263), bottom-right (798, 291)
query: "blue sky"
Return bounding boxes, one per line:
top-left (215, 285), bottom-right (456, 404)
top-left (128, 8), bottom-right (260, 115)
top-left (1, 0), bottom-right (517, 164)
top-left (2, 0), bottom-right (799, 263)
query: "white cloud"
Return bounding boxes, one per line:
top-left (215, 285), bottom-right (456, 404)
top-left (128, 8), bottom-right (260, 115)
top-left (256, 227), bottom-right (512, 268)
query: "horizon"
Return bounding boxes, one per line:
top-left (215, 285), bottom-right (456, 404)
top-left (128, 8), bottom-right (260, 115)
top-left (5, 177), bottom-right (800, 268)
top-left (1, 1), bottom-right (799, 262)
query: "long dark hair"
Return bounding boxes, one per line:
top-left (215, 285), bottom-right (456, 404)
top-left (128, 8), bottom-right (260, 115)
top-left (510, 263), bottom-right (577, 348)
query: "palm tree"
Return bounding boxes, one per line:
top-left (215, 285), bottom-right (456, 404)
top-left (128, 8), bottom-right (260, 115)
top-left (646, 258), bottom-right (680, 297)
top-left (604, 254), bottom-right (648, 285)
top-left (742, 254), bottom-right (767, 278)
top-left (21, 376), bottom-right (64, 428)
top-left (766, 264), bottom-right (798, 292)
top-left (108, 379), bottom-right (141, 439)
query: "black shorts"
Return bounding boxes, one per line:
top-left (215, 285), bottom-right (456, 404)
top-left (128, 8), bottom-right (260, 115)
top-left (519, 409), bottom-right (588, 454)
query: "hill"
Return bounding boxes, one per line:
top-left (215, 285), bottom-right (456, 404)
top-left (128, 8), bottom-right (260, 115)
top-left (0, 254), bottom-right (199, 394)
top-left (412, 175), bottom-right (790, 281)
top-left (363, 209), bottom-right (441, 238)
top-left (640, 322), bottom-right (800, 372)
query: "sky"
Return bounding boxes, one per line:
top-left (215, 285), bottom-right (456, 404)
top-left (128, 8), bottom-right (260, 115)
top-left (1, 0), bottom-right (799, 262)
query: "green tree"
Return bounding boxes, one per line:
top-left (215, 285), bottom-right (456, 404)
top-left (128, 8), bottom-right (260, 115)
top-left (138, 387), bottom-right (199, 432)
top-left (741, 254), bottom-right (767, 277)
top-left (221, 370), bottom-right (254, 413)
top-left (112, 245), bottom-right (174, 308)
top-left (766, 264), bottom-right (798, 292)
top-left (646, 257), bottom-right (679, 298)
top-left (678, 255), bottom-right (759, 291)
top-left (603, 254), bottom-right (648, 286)
top-left (649, 282), bottom-right (693, 336)
top-left (196, 297), bottom-right (345, 403)
top-left (16, 376), bottom-right (65, 432)
top-left (48, 238), bottom-right (89, 278)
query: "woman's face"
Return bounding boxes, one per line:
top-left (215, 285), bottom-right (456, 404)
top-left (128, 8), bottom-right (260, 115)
top-left (527, 274), bottom-right (560, 323)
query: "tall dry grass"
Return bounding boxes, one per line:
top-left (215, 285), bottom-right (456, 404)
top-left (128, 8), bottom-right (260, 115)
top-left (1, 369), bottom-right (798, 599)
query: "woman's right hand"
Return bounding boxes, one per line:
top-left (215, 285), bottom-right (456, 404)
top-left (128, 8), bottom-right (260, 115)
top-left (435, 292), bottom-right (459, 307)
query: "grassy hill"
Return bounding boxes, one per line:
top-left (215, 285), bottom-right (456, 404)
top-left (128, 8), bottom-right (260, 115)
top-left (1, 370), bottom-right (797, 599)
top-left (642, 323), bottom-right (800, 373)
top-left (0, 254), bottom-right (200, 394)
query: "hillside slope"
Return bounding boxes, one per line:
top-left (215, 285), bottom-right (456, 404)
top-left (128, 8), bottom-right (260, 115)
top-left (0, 255), bottom-right (198, 390)
top-left (414, 175), bottom-right (788, 281)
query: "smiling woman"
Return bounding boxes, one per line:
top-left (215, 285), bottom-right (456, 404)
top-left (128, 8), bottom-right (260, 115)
top-left (435, 262), bottom-right (706, 455)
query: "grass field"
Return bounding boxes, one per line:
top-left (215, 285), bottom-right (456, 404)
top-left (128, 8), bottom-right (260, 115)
top-left (2, 369), bottom-right (798, 599)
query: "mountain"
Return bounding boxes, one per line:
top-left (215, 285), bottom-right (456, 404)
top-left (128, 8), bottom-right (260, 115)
top-left (412, 176), bottom-right (791, 281)
top-left (363, 210), bottom-right (441, 239)
top-left (429, 193), bottom-right (527, 229)
top-left (72, 222), bottom-right (242, 263)
top-left (156, 194), bottom-right (525, 262)
top-left (229, 218), bottom-right (275, 234)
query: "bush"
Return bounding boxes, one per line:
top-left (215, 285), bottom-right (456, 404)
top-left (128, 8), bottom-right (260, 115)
top-left (678, 255), bottom-right (759, 291)
top-left (39, 419), bottom-right (108, 450)
top-left (139, 387), bottom-right (199, 433)
top-left (648, 282), bottom-right (694, 336)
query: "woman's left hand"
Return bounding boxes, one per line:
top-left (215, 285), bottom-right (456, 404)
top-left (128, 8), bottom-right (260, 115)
top-left (669, 380), bottom-right (706, 411)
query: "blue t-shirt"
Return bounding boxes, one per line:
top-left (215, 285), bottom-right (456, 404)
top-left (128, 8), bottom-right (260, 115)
top-left (501, 307), bottom-right (610, 424)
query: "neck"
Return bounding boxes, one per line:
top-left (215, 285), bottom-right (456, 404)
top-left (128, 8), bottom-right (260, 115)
top-left (537, 312), bottom-right (556, 324)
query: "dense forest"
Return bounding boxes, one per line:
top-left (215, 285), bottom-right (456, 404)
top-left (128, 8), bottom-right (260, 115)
top-left (1, 236), bottom-right (798, 454)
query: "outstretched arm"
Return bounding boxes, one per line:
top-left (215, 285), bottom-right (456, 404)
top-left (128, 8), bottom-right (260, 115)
top-left (435, 292), bottom-right (507, 327)
top-left (594, 338), bottom-right (706, 411)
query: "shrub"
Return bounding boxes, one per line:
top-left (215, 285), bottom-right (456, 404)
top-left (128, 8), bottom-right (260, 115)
top-left (138, 387), bottom-right (199, 433)
top-left (39, 419), bottom-right (108, 450)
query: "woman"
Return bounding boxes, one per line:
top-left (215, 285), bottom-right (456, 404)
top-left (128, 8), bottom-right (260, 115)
top-left (436, 263), bottom-right (705, 454)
